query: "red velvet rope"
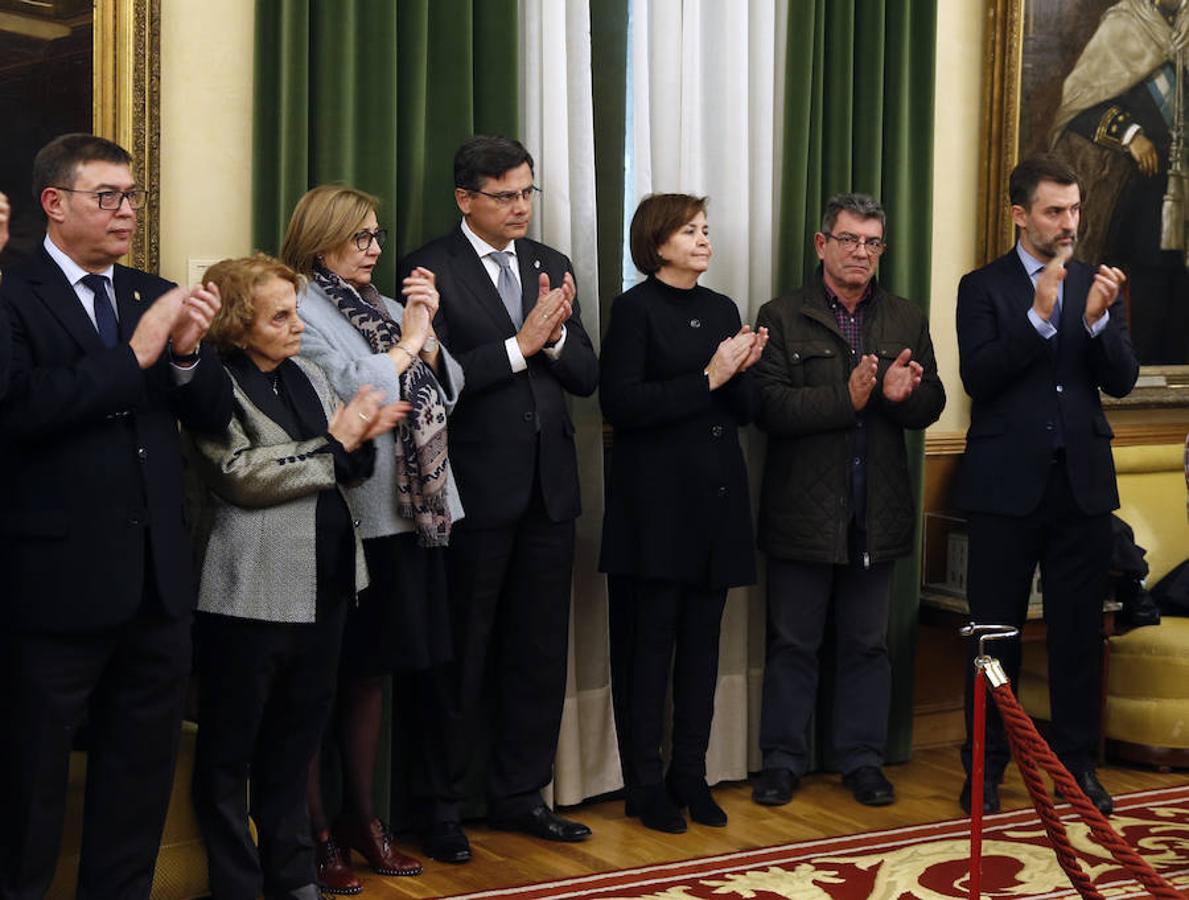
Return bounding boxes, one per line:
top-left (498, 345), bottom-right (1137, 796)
top-left (989, 682), bottom-right (1184, 899)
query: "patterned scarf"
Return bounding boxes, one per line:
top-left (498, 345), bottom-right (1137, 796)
top-left (314, 263), bottom-right (453, 547)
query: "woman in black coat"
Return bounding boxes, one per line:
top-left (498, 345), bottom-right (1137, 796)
top-left (599, 193), bottom-right (767, 833)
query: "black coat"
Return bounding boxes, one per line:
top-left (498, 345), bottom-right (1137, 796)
top-left (754, 272), bottom-right (944, 564)
top-left (954, 249), bottom-right (1138, 516)
top-left (399, 227), bottom-right (599, 528)
top-left (0, 248), bottom-right (233, 633)
top-left (599, 276), bottom-right (758, 589)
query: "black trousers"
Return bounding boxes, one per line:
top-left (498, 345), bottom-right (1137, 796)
top-left (438, 485), bottom-right (576, 820)
top-left (0, 606), bottom-right (190, 900)
top-left (191, 603), bottom-right (347, 900)
top-left (757, 547), bottom-right (894, 777)
top-left (961, 455), bottom-right (1113, 780)
top-left (608, 576), bottom-right (727, 791)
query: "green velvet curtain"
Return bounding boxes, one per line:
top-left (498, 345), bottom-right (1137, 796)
top-left (778, 0), bottom-right (938, 763)
top-left (253, 0), bottom-right (519, 296)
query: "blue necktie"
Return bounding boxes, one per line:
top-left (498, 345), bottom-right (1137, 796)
top-left (82, 273), bottom-right (118, 348)
top-left (490, 251), bottom-right (524, 328)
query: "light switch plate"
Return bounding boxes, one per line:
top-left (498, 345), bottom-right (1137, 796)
top-left (187, 258), bottom-right (222, 287)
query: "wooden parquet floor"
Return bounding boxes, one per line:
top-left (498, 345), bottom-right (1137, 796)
top-left (352, 747), bottom-right (1189, 898)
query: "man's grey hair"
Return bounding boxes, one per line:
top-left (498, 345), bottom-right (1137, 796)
top-left (821, 192), bottom-right (886, 234)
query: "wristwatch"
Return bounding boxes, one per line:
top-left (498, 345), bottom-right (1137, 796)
top-left (168, 340), bottom-right (201, 365)
top-left (422, 334), bottom-right (439, 354)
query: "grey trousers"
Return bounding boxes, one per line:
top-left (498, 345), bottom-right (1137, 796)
top-left (758, 550), bottom-right (894, 777)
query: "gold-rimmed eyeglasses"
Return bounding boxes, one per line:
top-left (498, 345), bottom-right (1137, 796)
top-left (469, 185), bottom-right (542, 207)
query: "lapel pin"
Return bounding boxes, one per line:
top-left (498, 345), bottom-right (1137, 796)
top-left (133, 290), bottom-right (142, 303)
top-left (534, 259), bottom-right (541, 270)
top-left (690, 318), bottom-right (701, 328)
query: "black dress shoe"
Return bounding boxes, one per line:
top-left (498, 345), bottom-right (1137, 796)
top-left (842, 766), bottom-right (895, 807)
top-left (420, 820), bottom-right (471, 864)
top-left (959, 777), bottom-right (1001, 814)
top-left (666, 772), bottom-right (727, 826)
top-left (1058, 770), bottom-right (1114, 815)
top-left (752, 767), bottom-right (798, 806)
top-left (489, 805), bottom-right (592, 842)
top-left (626, 784), bottom-right (686, 833)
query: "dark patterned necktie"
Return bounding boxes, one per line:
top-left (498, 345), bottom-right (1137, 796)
top-left (81, 273), bottom-right (118, 348)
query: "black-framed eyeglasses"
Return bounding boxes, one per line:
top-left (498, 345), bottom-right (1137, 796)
top-left (822, 232), bottom-right (887, 255)
top-left (469, 185), bottom-right (542, 206)
top-left (53, 187), bottom-right (147, 210)
top-left (351, 228), bottom-right (388, 251)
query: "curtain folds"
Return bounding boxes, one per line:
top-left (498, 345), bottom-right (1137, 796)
top-left (778, 0), bottom-right (938, 763)
top-left (253, 0), bottom-right (518, 295)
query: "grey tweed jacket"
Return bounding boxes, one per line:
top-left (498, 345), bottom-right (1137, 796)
top-left (297, 281), bottom-right (465, 539)
top-left (186, 356), bottom-right (369, 623)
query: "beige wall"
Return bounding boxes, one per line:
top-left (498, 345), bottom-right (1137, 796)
top-left (927, 2), bottom-right (985, 435)
top-left (158, 0), bottom-right (255, 287)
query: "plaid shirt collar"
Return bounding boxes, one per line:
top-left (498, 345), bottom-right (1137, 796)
top-left (823, 276), bottom-right (875, 352)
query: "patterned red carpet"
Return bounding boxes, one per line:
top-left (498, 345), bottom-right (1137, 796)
top-left (443, 786), bottom-right (1189, 899)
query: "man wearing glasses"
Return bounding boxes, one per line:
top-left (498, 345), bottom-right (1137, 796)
top-left (750, 193), bottom-right (944, 810)
top-left (399, 136), bottom-right (598, 860)
top-left (0, 134), bottom-right (232, 898)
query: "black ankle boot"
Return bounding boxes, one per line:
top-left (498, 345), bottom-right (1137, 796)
top-left (626, 784), bottom-right (686, 833)
top-left (666, 772), bottom-right (727, 827)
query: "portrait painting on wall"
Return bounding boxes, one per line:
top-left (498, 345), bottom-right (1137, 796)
top-left (0, 0), bottom-right (159, 273)
top-left (982, 0), bottom-right (1188, 372)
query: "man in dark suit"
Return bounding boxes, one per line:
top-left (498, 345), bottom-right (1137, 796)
top-left (955, 156), bottom-right (1139, 817)
top-left (399, 135), bottom-right (599, 861)
top-left (0, 134), bottom-right (232, 899)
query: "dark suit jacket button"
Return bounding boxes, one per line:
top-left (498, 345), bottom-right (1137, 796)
top-left (711, 425), bottom-right (724, 438)
top-left (523, 411), bottom-right (534, 422)
top-left (128, 514), bottom-right (144, 526)
top-left (1044, 422), bottom-right (1054, 431)
top-left (716, 486), bottom-right (727, 497)
top-left (137, 447), bottom-right (148, 461)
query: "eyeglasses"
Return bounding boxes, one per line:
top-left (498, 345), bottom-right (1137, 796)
top-left (352, 228), bottom-right (388, 251)
top-left (469, 185), bottom-right (542, 206)
top-left (822, 232), bottom-right (887, 255)
top-left (53, 187), bottom-right (147, 210)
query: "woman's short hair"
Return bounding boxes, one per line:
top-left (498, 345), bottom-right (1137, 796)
top-left (629, 193), bottom-right (708, 275)
top-left (204, 253), bottom-right (302, 352)
top-left (280, 185), bottom-right (380, 276)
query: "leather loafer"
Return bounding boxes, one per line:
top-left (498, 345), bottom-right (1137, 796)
top-left (752, 767), bottom-right (798, 806)
top-left (842, 766), bottom-right (895, 807)
top-left (420, 820), bottom-right (471, 864)
top-left (1058, 769), bottom-right (1114, 815)
top-left (314, 829), bottom-right (362, 895)
top-left (959, 777), bottom-right (1001, 815)
top-left (490, 804), bottom-right (592, 842)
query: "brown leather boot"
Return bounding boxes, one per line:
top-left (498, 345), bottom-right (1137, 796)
top-left (314, 829), bottom-right (362, 895)
top-left (335, 817), bottom-right (423, 876)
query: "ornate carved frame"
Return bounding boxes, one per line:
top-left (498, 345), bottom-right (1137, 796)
top-left (979, 0), bottom-right (1189, 406)
top-left (93, 0), bottom-right (159, 272)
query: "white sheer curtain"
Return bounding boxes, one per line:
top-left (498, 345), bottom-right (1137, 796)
top-left (519, 0), bottom-right (788, 803)
top-left (625, 0), bottom-right (786, 783)
top-left (520, 0), bottom-right (621, 805)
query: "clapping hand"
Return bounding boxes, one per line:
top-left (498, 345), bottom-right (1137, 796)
top-left (516, 272), bottom-right (575, 357)
top-left (169, 282), bottom-right (222, 357)
top-left (881, 348), bottom-right (924, 403)
top-left (328, 384), bottom-right (410, 452)
top-left (706, 326), bottom-right (765, 390)
top-left (0, 191), bottom-right (9, 255)
top-left (848, 353), bottom-right (878, 411)
top-left (1033, 245), bottom-right (1072, 322)
top-left (1085, 264), bottom-right (1126, 326)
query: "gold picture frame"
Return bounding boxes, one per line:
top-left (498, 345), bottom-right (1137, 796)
top-left (94, 0), bottom-right (160, 272)
top-left (979, 0), bottom-right (1189, 403)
